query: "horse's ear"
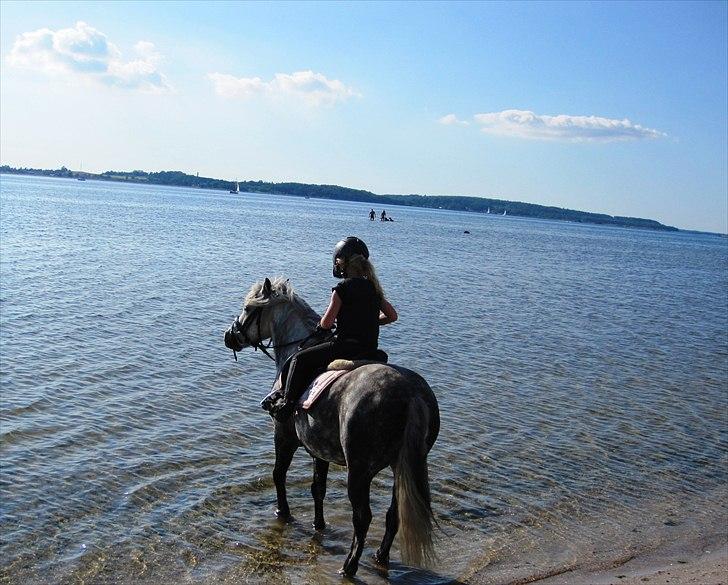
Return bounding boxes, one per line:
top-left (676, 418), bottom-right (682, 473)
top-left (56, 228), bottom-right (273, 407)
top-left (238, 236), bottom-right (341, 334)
top-left (262, 278), bottom-right (272, 298)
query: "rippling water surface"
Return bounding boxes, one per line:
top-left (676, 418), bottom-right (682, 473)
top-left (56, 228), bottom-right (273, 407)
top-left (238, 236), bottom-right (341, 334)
top-left (1, 174), bottom-right (726, 584)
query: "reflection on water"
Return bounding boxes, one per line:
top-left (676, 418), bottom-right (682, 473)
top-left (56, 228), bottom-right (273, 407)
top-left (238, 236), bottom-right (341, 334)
top-left (1, 174), bottom-right (726, 583)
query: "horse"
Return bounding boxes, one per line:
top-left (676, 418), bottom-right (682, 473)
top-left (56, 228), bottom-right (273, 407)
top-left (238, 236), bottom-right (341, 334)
top-left (223, 277), bottom-right (440, 577)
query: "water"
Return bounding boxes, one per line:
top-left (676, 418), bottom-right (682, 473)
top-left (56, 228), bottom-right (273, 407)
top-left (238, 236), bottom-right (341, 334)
top-left (1, 174), bottom-right (726, 584)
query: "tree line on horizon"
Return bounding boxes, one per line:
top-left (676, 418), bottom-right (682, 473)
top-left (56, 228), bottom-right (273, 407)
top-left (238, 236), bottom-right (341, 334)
top-left (0, 165), bottom-right (678, 231)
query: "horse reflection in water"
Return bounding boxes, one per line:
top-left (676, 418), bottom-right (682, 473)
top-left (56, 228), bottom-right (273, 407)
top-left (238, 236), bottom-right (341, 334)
top-left (224, 277), bottom-right (440, 577)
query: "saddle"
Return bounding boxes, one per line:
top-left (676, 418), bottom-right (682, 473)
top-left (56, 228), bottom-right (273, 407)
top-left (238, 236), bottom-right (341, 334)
top-left (327, 351), bottom-right (389, 371)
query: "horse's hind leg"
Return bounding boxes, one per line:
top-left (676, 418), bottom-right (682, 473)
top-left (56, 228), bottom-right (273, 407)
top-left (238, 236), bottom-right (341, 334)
top-left (311, 457), bottom-right (329, 530)
top-left (341, 467), bottom-right (372, 577)
top-left (373, 478), bottom-right (398, 566)
top-left (273, 422), bottom-right (298, 519)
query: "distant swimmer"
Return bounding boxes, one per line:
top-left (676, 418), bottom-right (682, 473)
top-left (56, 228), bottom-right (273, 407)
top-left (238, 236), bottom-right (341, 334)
top-left (369, 209), bottom-right (376, 221)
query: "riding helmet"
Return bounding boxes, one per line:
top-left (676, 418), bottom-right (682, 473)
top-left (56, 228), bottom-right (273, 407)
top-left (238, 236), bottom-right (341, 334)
top-left (332, 236), bottom-right (369, 278)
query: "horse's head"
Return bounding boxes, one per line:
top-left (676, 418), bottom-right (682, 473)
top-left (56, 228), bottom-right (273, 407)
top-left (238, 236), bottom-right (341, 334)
top-left (224, 277), bottom-right (293, 353)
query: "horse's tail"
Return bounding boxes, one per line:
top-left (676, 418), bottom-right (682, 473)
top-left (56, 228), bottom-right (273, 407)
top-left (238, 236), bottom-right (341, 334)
top-left (395, 396), bottom-right (436, 567)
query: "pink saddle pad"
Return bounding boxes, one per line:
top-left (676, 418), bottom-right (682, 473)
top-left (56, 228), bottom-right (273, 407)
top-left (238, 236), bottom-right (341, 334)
top-left (300, 369), bottom-right (350, 410)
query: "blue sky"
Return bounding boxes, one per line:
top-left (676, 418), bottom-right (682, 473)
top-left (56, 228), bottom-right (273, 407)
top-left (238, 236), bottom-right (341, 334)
top-left (1, 1), bottom-right (726, 232)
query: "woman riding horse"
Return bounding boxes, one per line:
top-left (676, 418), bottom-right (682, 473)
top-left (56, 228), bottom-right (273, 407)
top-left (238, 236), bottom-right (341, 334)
top-left (272, 236), bottom-right (398, 420)
top-left (224, 273), bottom-right (439, 575)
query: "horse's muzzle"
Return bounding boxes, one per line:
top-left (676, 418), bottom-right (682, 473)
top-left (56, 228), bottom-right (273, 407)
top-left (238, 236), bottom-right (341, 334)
top-left (224, 326), bottom-right (244, 352)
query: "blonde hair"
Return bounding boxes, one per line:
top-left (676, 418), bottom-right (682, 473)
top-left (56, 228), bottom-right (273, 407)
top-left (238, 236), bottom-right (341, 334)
top-left (344, 254), bottom-right (384, 301)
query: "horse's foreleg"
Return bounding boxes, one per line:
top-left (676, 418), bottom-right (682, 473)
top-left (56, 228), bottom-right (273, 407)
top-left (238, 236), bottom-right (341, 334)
top-left (311, 457), bottom-right (329, 530)
top-left (373, 477), bottom-right (398, 566)
top-left (273, 424), bottom-right (298, 519)
top-left (341, 468), bottom-right (372, 577)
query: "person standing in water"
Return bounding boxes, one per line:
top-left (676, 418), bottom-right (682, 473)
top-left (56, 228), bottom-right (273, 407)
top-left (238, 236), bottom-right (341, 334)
top-left (369, 209), bottom-right (376, 221)
top-left (271, 236), bottom-right (397, 420)
top-left (380, 209), bottom-right (387, 221)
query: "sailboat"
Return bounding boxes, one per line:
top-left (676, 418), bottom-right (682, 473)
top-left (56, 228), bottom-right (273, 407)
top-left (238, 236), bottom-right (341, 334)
top-left (230, 180), bottom-right (239, 194)
top-left (486, 207), bottom-right (490, 214)
top-left (502, 209), bottom-right (507, 216)
top-left (77, 162), bottom-right (86, 181)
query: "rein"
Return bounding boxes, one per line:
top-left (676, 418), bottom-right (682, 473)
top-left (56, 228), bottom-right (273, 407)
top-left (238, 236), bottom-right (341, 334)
top-left (231, 305), bottom-right (315, 362)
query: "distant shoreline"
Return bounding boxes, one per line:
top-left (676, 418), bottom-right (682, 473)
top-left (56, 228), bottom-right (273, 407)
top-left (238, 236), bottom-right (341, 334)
top-left (0, 165), bottom-right (682, 232)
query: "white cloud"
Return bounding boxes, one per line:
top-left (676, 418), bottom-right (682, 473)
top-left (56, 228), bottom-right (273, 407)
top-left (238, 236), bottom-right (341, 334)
top-left (207, 73), bottom-right (266, 99)
top-left (471, 109), bottom-right (666, 142)
top-left (7, 21), bottom-right (171, 93)
top-left (207, 70), bottom-right (359, 106)
top-left (438, 114), bottom-right (469, 126)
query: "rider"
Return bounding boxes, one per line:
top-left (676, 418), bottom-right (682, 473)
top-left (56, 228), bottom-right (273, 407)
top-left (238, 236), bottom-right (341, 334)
top-left (271, 236), bottom-right (398, 420)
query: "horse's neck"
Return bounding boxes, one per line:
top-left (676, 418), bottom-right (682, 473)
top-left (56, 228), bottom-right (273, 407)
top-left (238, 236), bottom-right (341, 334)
top-left (271, 301), bottom-right (319, 371)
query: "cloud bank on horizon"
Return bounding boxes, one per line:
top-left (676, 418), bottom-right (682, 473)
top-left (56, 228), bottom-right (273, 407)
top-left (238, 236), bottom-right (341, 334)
top-left (6, 21), bottom-right (171, 93)
top-left (207, 70), bottom-right (359, 106)
top-left (440, 109), bottom-right (667, 142)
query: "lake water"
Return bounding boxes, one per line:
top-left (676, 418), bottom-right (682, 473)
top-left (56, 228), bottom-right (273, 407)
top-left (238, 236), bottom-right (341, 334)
top-left (1, 174), bottom-right (726, 584)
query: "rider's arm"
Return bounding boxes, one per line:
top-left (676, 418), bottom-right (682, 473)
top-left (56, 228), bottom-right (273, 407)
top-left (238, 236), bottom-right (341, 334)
top-left (320, 290), bottom-right (342, 329)
top-left (379, 298), bottom-right (398, 325)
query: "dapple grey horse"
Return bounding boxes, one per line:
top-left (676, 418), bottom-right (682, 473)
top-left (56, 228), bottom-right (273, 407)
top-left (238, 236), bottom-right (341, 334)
top-left (224, 277), bottom-right (440, 576)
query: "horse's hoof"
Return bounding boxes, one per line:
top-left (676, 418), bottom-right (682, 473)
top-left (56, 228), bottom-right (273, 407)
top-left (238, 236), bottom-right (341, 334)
top-left (275, 508), bottom-right (291, 521)
top-left (313, 520), bottom-right (326, 531)
top-left (373, 550), bottom-right (389, 566)
top-left (339, 563), bottom-right (358, 577)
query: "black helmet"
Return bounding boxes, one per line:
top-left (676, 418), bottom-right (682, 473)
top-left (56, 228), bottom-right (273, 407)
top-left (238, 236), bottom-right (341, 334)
top-left (332, 236), bottom-right (369, 278)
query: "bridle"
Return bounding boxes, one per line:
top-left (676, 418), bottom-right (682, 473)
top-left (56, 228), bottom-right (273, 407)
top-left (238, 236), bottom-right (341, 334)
top-left (229, 306), bottom-right (270, 361)
top-left (229, 304), bottom-right (317, 362)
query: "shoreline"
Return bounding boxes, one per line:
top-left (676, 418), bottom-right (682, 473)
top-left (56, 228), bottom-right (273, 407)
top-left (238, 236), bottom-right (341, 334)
top-left (461, 528), bottom-right (727, 585)
top-left (0, 170), bottom-right (685, 233)
top-left (532, 533), bottom-right (727, 585)
top-left (458, 487), bottom-right (727, 585)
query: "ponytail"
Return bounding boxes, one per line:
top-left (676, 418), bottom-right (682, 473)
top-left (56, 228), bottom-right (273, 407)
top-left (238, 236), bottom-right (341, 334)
top-left (344, 254), bottom-right (385, 301)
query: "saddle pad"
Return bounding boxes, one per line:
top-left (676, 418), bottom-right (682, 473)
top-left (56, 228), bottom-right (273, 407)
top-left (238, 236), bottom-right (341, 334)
top-left (300, 369), bottom-right (350, 410)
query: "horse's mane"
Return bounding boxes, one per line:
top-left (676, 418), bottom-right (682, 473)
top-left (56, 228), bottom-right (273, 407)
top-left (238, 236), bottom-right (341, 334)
top-left (244, 277), bottom-right (293, 307)
top-left (245, 277), bottom-right (320, 325)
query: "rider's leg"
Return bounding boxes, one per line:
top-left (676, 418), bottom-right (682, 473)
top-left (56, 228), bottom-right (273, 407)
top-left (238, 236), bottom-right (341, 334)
top-left (276, 341), bottom-right (336, 417)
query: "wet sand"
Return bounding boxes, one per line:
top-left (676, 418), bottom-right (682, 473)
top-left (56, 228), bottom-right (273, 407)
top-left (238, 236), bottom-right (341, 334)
top-left (534, 542), bottom-right (726, 585)
top-left (463, 530), bottom-right (727, 585)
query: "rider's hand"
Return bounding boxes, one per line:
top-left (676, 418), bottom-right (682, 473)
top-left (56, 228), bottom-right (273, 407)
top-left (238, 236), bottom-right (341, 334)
top-left (314, 325), bottom-right (333, 339)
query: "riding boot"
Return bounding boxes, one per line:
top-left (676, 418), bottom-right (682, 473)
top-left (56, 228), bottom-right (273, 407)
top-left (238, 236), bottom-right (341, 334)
top-left (272, 356), bottom-right (300, 421)
top-left (272, 400), bottom-right (296, 422)
top-left (262, 359), bottom-right (293, 415)
top-left (261, 390), bottom-right (283, 413)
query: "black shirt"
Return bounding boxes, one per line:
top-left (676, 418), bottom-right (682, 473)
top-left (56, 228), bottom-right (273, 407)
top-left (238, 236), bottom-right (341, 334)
top-left (333, 277), bottom-right (381, 350)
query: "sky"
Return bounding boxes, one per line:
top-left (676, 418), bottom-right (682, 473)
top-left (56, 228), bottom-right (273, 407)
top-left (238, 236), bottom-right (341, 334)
top-left (1, 1), bottom-right (726, 233)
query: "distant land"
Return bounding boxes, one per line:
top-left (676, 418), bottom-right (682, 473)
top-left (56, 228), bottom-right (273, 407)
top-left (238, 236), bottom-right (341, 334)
top-left (0, 164), bottom-right (678, 231)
